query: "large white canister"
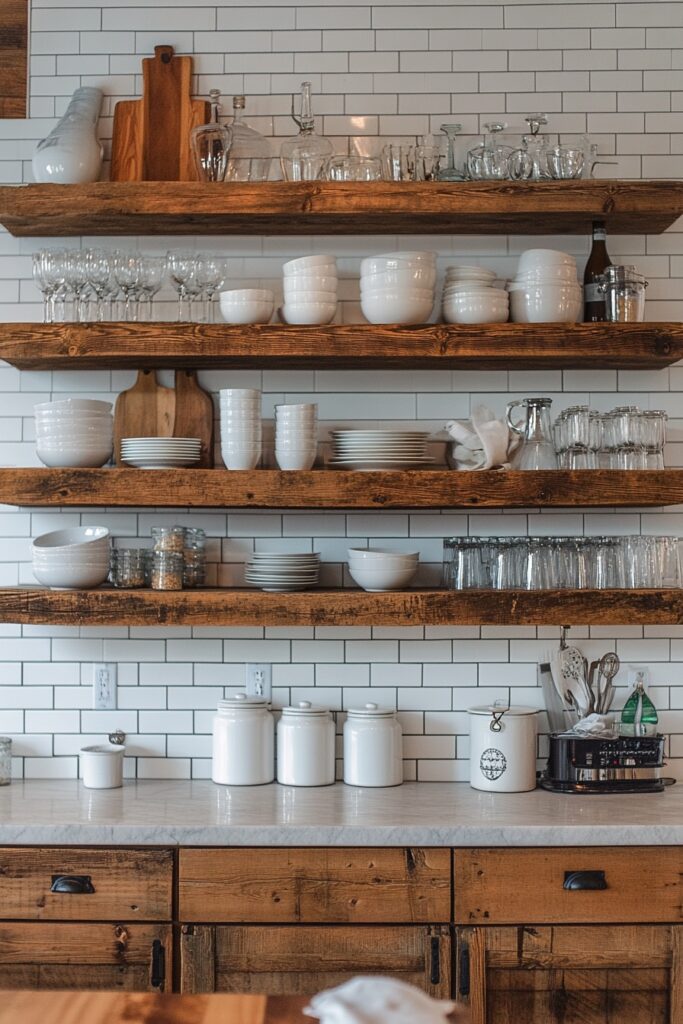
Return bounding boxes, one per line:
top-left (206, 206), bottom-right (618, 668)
top-left (468, 704), bottom-right (538, 792)
top-left (277, 701), bottom-right (336, 786)
top-left (212, 693), bottom-right (275, 786)
top-left (343, 703), bottom-right (403, 787)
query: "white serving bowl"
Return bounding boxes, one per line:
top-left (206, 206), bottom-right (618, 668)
top-left (274, 425), bottom-right (317, 436)
top-left (361, 291), bottom-right (434, 325)
top-left (32, 562), bottom-right (110, 590)
top-left (445, 264), bottom-right (496, 278)
top-left (443, 302), bottom-right (509, 325)
top-left (282, 287), bottom-right (338, 304)
top-left (361, 267), bottom-right (437, 290)
top-left (275, 450), bottom-right (317, 471)
top-left (360, 255), bottom-right (436, 277)
top-left (516, 249), bottom-right (576, 273)
top-left (281, 302), bottom-right (337, 325)
top-left (509, 285), bottom-right (582, 323)
top-left (36, 444), bottom-right (113, 468)
top-left (349, 554), bottom-right (418, 571)
top-left (513, 265), bottom-right (579, 284)
top-left (35, 409), bottom-right (112, 420)
top-left (34, 399), bottom-right (112, 414)
top-left (283, 255), bottom-right (337, 275)
top-left (282, 274), bottom-right (338, 293)
top-left (443, 283), bottom-right (502, 297)
top-left (220, 288), bottom-right (274, 301)
top-left (348, 547), bottom-right (419, 561)
top-left (220, 298), bottom-right (274, 325)
top-left (360, 282), bottom-right (434, 301)
top-left (221, 431), bottom-right (263, 443)
top-left (348, 562), bottom-right (418, 592)
top-left (36, 427), bottom-right (113, 441)
top-left (33, 525), bottom-right (110, 551)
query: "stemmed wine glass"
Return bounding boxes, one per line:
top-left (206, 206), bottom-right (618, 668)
top-left (138, 256), bottom-right (166, 321)
top-left (33, 249), bottom-right (68, 323)
top-left (196, 253), bottom-right (227, 322)
top-left (84, 249), bottom-right (114, 322)
top-left (113, 251), bottom-right (143, 322)
top-left (167, 251), bottom-right (197, 322)
top-left (65, 250), bottom-right (91, 322)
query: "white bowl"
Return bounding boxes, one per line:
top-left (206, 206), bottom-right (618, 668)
top-left (372, 250), bottom-right (437, 263)
top-left (220, 299), bottom-right (273, 325)
top-left (282, 288), bottom-right (338, 304)
top-left (275, 450), bottom-right (317, 471)
top-left (219, 389), bottom-right (261, 400)
top-left (221, 432), bottom-right (263, 443)
top-left (348, 547), bottom-right (419, 561)
top-left (517, 249), bottom-right (576, 272)
top-left (283, 255), bottom-right (337, 275)
top-left (34, 399), bottom-right (112, 414)
top-left (445, 264), bottom-right (496, 277)
top-left (219, 288), bottom-right (274, 302)
top-left (281, 302), bottom-right (337, 325)
top-left (348, 562), bottom-right (418, 591)
top-left (443, 303), bottom-right (509, 325)
top-left (360, 283), bottom-right (434, 301)
top-left (35, 409), bottom-right (112, 420)
top-left (221, 450), bottom-right (261, 470)
top-left (36, 444), bottom-right (113, 468)
top-left (513, 265), bottom-right (580, 284)
top-left (361, 267), bottom-right (437, 290)
top-left (275, 437), bottom-right (318, 451)
top-left (32, 525), bottom-right (110, 550)
top-left (360, 254), bottom-right (436, 277)
top-left (276, 403), bottom-right (318, 415)
top-left (32, 562), bottom-right (110, 590)
top-left (361, 291), bottom-right (433, 325)
top-left (510, 286), bottom-right (582, 323)
top-left (283, 274), bottom-right (338, 293)
top-left (36, 429), bottom-right (113, 442)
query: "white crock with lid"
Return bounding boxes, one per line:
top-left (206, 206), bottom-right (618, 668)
top-left (343, 702), bottom-right (403, 788)
top-left (212, 692), bottom-right (275, 786)
top-left (468, 703), bottom-right (538, 793)
top-left (277, 700), bottom-right (335, 787)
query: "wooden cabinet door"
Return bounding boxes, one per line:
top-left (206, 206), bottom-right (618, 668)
top-left (456, 925), bottom-right (683, 1024)
top-left (181, 924), bottom-right (452, 999)
top-left (0, 922), bottom-right (172, 992)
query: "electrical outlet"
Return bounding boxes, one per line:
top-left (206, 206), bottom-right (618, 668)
top-left (246, 663), bottom-right (272, 701)
top-left (92, 663), bottom-right (117, 710)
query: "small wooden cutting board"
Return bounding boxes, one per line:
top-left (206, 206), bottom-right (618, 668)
top-left (172, 370), bottom-right (215, 468)
top-left (113, 369), bottom-right (176, 465)
top-left (110, 45), bottom-right (210, 181)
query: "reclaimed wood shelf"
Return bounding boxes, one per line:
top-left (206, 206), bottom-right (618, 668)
top-left (2, 321), bottom-right (683, 370)
top-left (1, 180), bottom-right (683, 236)
top-left (3, 468), bottom-right (683, 509)
top-left (1, 587), bottom-right (681, 626)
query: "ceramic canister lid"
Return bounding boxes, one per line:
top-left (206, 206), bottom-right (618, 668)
top-left (347, 702), bottom-right (396, 718)
top-left (217, 693), bottom-right (270, 711)
top-left (282, 700), bottom-right (330, 716)
top-left (468, 704), bottom-right (538, 716)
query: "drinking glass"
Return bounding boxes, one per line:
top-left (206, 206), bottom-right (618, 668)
top-left (325, 156), bottom-right (382, 181)
top-left (656, 536), bottom-right (682, 588)
top-left (563, 445), bottom-right (598, 470)
top-left (611, 405), bottom-right (643, 446)
top-left (613, 445), bottom-right (647, 470)
top-left (381, 144), bottom-right (414, 181)
top-left (167, 250), bottom-right (197, 322)
top-left (413, 140), bottom-right (442, 181)
top-left (466, 123), bottom-right (513, 180)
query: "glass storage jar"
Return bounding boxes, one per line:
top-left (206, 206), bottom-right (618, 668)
top-left (152, 526), bottom-right (185, 553)
top-left (343, 703), bottom-right (403, 787)
top-left (151, 551), bottom-right (184, 590)
top-left (110, 548), bottom-right (146, 589)
top-left (277, 701), bottom-right (335, 786)
top-left (212, 694), bottom-right (274, 785)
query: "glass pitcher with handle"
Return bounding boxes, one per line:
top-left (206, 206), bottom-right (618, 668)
top-left (506, 397), bottom-right (558, 470)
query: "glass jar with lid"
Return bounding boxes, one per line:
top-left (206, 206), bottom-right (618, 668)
top-left (212, 693), bottom-right (274, 785)
top-left (276, 700), bottom-right (335, 786)
top-left (225, 95), bottom-right (271, 182)
top-left (343, 703), bottom-right (403, 787)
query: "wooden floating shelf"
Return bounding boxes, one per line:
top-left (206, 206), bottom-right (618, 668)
top-left (1, 180), bottom-right (683, 237)
top-left (2, 468), bottom-right (683, 509)
top-left (1, 587), bottom-right (681, 626)
top-left (1, 321), bottom-right (682, 371)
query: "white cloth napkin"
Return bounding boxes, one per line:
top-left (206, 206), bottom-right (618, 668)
top-left (572, 713), bottom-right (618, 737)
top-left (304, 977), bottom-right (456, 1024)
top-left (446, 404), bottom-right (513, 471)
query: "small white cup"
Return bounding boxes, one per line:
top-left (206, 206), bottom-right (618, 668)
top-left (80, 743), bottom-right (125, 789)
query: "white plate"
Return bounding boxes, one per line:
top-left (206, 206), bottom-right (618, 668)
top-left (122, 458), bottom-right (201, 468)
top-left (330, 432), bottom-right (428, 439)
top-left (328, 459), bottom-right (436, 470)
top-left (121, 443), bottom-right (201, 451)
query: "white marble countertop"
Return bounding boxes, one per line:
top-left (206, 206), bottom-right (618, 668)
top-left (0, 780), bottom-right (681, 846)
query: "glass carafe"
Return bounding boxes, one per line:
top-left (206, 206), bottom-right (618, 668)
top-left (280, 81), bottom-right (333, 181)
top-left (225, 95), bottom-right (271, 182)
top-left (508, 114), bottom-right (550, 181)
top-left (466, 123), bottom-right (513, 180)
top-left (506, 397), bottom-right (558, 470)
top-left (190, 90), bottom-right (233, 182)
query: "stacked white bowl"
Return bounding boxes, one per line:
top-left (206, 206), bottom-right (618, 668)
top-left (442, 265), bottom-right (509, 325)
top-left (219, 289), bottom-right (275, 325)
top-left (360, 251), bottom-right (437, 325)
top-left (282, 255), bottom-right (338, 325)
top-left (508, 249), bottom-right (583, 323)
top-left (347, 548), bottom-right (419, 592)
top-left (34, 399), bottom-right (113, 468)
top-left (220, 389), bottom-right (262, 470)
top-left (32, 526), bottom-right (110, 590)
top-left (275, 403), bottom-right (318, 471)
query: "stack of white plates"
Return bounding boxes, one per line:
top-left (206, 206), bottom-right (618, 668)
top-left (328, 430), bottom-right (434, 470)
top-left (120, 437), bottom-right (201, 469)
top-left (245, 552), bottom-right (321, 592)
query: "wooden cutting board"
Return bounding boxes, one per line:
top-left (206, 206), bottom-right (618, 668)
top-left (110, 45), bottom-right (210, 181)
top-left (172, 369), bottom-right (215, 468)
top-left (113, 369), bottom-right (176, 465)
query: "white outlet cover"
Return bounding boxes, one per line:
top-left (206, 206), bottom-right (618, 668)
top-left (92, 662), bottom-right (117, 710)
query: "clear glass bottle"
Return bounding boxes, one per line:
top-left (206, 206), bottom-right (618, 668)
top-left (280, 81), bottom-right (333, 182)
top-left (225, 96), bottom-right (271, 182)
top-left (190, 90), bottom-right (233, 182)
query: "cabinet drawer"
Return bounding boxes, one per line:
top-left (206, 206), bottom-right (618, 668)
top-left (455, 847), bottom-right (683, 925)
top-left (179, 848), bottom-right (451, 923)
top-left (0, 847), bottom-right (173, 921)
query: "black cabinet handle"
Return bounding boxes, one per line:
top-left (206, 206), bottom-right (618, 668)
top-left (563, 870), bottom-right (607, 891)
top-left (429, 935), bottom-right (441, 985)
top-left (50, 874), bottom-right (94, 894)
top-left (459, 942), bottom-right (470, 997)
top-left (150, 939), bottom-right (165, 989)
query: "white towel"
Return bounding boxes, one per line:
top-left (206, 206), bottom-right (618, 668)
top-left (446, 403), bottom-right (513, 470)
top-left (304, 977), bottom-right (457, 1024)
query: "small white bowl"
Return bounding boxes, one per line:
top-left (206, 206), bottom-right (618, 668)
top-left (275, 437), bottom-right (318, 451)
top-left (275, 403), bottom-right (318, 414)
top-left (348, 562), bottom-right (418, 592)
top-left (517, 248), bottom-right (576, 272)
top-left (221, 450), bottom-right (262, 470)
top-left (509, 286), bottom-right (582, 323)
top-left (283, 255), bottom-right (337, 276)
top-left (275, 450), bottom-right (317, 471)
top-left (443, 304), bottom-right (509, 325)
top-left (36, 445), bottom-right (113, 468)
top-left (33, 526), bottom-right (110, 551)
top-left (361, 291), bottom-right (433, 325)
top-left (513, 265), bottom-right (579, 284)
top-left (220, 297), bottom-right (274, 325)
top-left (219, 288), bottom-right (274, 302)
top-left (283, 274), bottom-right (338, 293)
top-left (32, 561), bottom-right (110, 590)
top-left (361, 267), bottom-right (437, 290)
top-left (281, 302), bottom-right (337, 325)
top-left (34, 399), bottom-right (112, 414)
top-left (219, 388), bottom-right (261, 400)
top-left (348, 547), bottom-right (419, 561)
top-left (282, 288), bottom-right (338, 304)
top-left (372, 250), bottom-right (437, 263)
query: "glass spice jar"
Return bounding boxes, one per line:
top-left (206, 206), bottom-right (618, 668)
top-left (110, 548), bottom-right (147, 589)
top-left (183, 549), bottom-right (207, 589)
top-left (151, 551), bottom-right (184, 590)
top-left (183, 527), bottom-right (206, 551)
top-left (0, 737), bottom-right (11, 786)
top-left (152, 526), bottom-right (185, 554)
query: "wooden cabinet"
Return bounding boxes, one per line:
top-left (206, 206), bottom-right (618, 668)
top-left (0, 922), bottom-right (171, 991)
top-left (180, 923), bottom-right (451, 998)
top-left (455, 924), bottom-right (682, 1024)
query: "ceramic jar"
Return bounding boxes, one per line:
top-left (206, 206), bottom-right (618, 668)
top-left (343, 703), bottom-right (403, 787)
top-left (277, 701), bottom-right (335, 786)
top-left (212, 694), bottom-right (274, 786)
top-left (80, 742), bottom-right (125, 789)
top-left (33, 87), bottom-right (103, 184)
top-left (468, 703), bottom-right (538, 792)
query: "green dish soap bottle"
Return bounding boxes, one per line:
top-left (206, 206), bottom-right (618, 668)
top-left (620, 670), bottom-right (658, 737)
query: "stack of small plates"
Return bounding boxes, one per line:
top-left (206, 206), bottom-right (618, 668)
top-left (245, 552), bottom-right (321, 592)
top-left (328, 430), bottom-right (434, 470)
top-left (120, 437), bottom-right (201, 469)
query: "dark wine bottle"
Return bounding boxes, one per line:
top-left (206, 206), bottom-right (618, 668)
top-left (583, 221), bottom-right (611, 322)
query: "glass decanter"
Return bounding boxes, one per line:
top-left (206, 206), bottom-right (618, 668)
top-left (225, 95), bottom-right (271, 182)
top-left (190, 90), bottom-right (232, 182)
top-left (437, 123), bottom-right (466, 181)
top-left (508, 114), bottom-right (551, 181)
top-left (466, 123), bottom-right (513, 180)
top-left (280, 81), bottom-right (333, 181)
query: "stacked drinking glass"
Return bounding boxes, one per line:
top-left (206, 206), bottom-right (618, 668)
top-left (274, 403), bottom-right (318, 471)
top-left (220, 389), bottom-right (262, 470)
top-left (554, 405), bottom-right (668, 470)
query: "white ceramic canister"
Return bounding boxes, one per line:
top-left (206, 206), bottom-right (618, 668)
top-left (343, 703), bottom-right (403, 787)
top-left (277, 701), bottom-right (335, 787)
top-left (468, 704), bottom-right (538, 793)
top-left (212, 693), bottom-right (275, 785)
top-left (80, 743), bottom-right (125, 789)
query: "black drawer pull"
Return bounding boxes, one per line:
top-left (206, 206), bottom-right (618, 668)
top-left (50, 874), bottom-right (95, 894)
top-left (563, 870), bottom-right (607, 891)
